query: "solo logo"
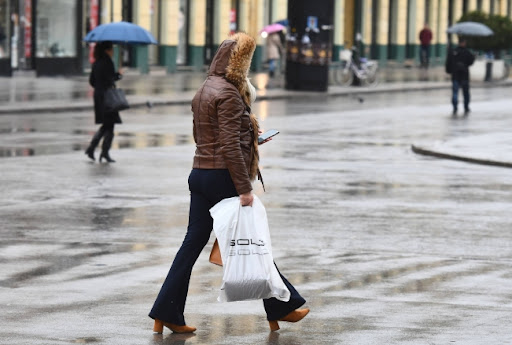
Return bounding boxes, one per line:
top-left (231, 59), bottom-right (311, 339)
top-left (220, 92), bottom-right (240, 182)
top-left (229, 238), bottom-right (269, 256)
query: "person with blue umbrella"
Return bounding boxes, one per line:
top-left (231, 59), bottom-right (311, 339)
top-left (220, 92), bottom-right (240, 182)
top-left (85, 41), bottom-right (123, 163)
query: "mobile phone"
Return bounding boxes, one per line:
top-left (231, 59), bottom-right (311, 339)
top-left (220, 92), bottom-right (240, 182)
top-left (258, 129), bottom-right (280, 144)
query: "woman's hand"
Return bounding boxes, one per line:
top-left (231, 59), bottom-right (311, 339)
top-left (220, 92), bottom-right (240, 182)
top-left (258, 130), bottom-right (272, 145)
top-left (240, 191), bottom-right (254, 206)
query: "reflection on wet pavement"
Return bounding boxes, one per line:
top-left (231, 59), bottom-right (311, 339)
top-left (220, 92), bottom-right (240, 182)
top-left (0, 130), bottom-right (194, 158)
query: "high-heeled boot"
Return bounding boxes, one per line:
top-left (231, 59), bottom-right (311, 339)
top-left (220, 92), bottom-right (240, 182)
top-left (153, 319), bottom-right (196, 334)
top-left (268, 308), bottom-right (310, 331)
top-left (85, 129), bottom-right (104, 161)
top-left (99, 151), bottom-right (115, 163)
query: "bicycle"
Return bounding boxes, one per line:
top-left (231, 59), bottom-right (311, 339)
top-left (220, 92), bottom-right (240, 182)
top-left (331, 48), bottom-right (379, 86)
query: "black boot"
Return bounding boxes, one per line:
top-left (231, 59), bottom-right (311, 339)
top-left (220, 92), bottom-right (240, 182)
top-left (100, 129), bottom-right (115, 163)
top-left (99, 151), bottom-right (115, 163)
top-left (85, 147), bottom-right (95, 161)
top-left (85, 128), bottom-right (104, 161)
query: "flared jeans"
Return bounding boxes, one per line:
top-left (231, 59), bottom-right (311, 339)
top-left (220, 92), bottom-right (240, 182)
top-left (149, 169), bottom-right (306, 325)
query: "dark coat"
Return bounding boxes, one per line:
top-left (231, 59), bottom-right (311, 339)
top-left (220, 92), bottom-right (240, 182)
top-left (445, 46), bottom-right (475, 81)
top-left (89, 56), bottom-right (122, 124)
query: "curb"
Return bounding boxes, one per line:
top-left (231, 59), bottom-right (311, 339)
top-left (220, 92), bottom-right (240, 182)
top-left (1, 79), bottom-right (511, 115)
top-left (411, 144), bottom-right (512, 169)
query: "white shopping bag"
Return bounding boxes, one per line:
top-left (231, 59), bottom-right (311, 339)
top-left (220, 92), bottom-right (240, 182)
top-left (210, 195), bottom-right (291, 302)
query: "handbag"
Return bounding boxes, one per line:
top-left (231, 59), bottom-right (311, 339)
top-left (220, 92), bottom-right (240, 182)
top-left (209, 239), bottom-right (223, 266)
top-left (104, 87), bottom-right (129, 113)
top-left (210, 195), bottom-right (290, 302)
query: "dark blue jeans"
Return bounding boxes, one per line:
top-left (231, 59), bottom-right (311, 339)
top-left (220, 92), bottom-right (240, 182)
top-left (452, 79), bottom-right (470, 112)
top-left (420, 45), bottom-right (430, 67)
top-left (149, 169), bottom-right (306, 325)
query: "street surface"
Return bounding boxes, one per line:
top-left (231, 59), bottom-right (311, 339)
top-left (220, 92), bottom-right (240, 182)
top-left (1, 86), bottom-right (512, 344)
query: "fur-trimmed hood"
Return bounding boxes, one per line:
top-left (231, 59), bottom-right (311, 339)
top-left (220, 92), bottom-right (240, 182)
top-left (208, 32), bottom-right (256, 107)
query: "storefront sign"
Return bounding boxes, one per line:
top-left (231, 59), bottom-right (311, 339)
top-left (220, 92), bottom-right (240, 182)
top-left (24, 1), bottom-right (32, 58)
top-left (89, 0), bottom-right (98, 63)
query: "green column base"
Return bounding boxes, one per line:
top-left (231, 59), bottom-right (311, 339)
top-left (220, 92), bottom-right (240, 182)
top-left (251, 45), bottom-right (263, 72)
top-left (395, 45), bottom-right (406, 63)
top-left (406, 44), bottom-right (420, 61)
top-left (134, 45), bottom-right (149, 74)
top-left (113, 46), bottom-right (121, 70)
top-left (188, 45), bottom-right (204, 71)
top-left (375, 44), bottom-right (388, 66)
top-left (332, 44), bottom-right (344, 62)
top-left (159, 45), bottom-right (178, 73)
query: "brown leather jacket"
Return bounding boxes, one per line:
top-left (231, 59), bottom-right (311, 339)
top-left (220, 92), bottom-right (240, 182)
top-left (191, 33), bottom-right (258, 195)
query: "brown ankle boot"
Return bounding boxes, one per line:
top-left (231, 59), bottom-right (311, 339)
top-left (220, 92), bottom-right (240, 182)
top-left (268, 308), bottom-right (310, 331)
top-left (153, 319), bottom-right (196, 334)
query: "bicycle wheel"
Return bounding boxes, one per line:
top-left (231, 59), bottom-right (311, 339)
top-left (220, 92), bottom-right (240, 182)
top-left (336, 66), bottom-right (354, 86)
top-left (363, 66), bottom-right (379, 86)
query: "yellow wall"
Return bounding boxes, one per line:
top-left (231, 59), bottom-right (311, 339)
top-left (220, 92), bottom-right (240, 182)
top-left (415, 0), bottom-right (426, 44)
top-left (438, 0), bottom-right (448, 44)
top-left (431, 0), bottom-right (439, 43)
top-left (101, 0), bottom-right (122, 23)
top-left (482, 0), bottom-right (491, 12)
top-left (396, 0), bottom-right (407, 45)
top-left (363, 0), bottom-right (372, 46)
top-left (189, 0), bottom-right (206, 46)
top-left (344, 0), bottom-right (355, 47)
top-left (467, 0), bottom-right (478, 11)
top-left (272, 0), bottom-right (287, 23)
top-left (334, 0), bottom-right (345, 46)
top-left (133, 0), bottom-right (151, 30)
top-left (214, 0), bottom-right (231, 44)
top-left (160, 0), bottom-right (179, 46)
top-left (378, 0), bottom-right (389, 45)
top-left (453, 0), bottom-right (463, 22)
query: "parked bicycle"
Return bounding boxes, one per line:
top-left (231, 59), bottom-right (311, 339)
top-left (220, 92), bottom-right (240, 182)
top-left (331, 46), bottom-right (379, 86)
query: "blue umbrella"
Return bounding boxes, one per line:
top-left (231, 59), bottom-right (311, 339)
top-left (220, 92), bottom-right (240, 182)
top-left (84, 21), bottom-right (158, 45)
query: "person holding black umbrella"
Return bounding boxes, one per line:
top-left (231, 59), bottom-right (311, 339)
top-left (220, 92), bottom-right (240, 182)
top-left (445, 36), bottom-right (475, 116)
top-left (85, 41), bottom-right (123, 163)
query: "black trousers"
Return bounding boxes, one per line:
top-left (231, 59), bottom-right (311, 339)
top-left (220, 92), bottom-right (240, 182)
top-left (88, 123), bottom-right (115, 153)
top-left (149, 169), bottom-right (306, 325)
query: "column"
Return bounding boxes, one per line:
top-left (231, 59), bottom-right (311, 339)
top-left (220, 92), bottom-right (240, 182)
top-left (453, 0), bottom-right (463, 23)
top-left (468, 0), bottom-right (478, 10)
top-left (159, 0), bottom-right (179, 73)
top-left (363, 0), bottom-right (372, 57)
top-left (131, 0), bottom-right (151, 73)
top-left (214, 0), bottom-right (231, 45)
top-left (239, 0), bottom-right (264, 71)
top-left (188, 0), bottom-right (206, 70)
top-left (412, 0), bottom-right (426, 62)
top-left (374, 0), bottom-right (389, 66)
top-left (333, 0), bottom-right (345, 61)
top-left (499, 0), bottom-right (507, 14)
top-left (101, 0), bottom-right (122, 23)
top-left (395, 0), bottom-right (408, 63)
top-left (482, 0), bottom-right (491, 12)
top-left (438, 0), bottom-right (449, 61)
top-left (272, 0), bottom-right (287, 22)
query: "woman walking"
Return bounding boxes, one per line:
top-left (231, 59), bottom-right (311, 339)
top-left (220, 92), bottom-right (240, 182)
top-left (149, 32), bottom-right (309, 334)
top-left (85, 41), bottom-right (122, 163)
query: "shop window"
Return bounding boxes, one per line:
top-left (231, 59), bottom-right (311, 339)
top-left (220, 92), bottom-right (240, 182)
top-left (0, 0), bottom-right (10, 58)
top-left (36, 0), bottom-right (77, 57)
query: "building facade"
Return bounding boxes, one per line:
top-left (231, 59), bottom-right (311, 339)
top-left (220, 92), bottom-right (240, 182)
top-left (0, 0), bottom-right (511, 76)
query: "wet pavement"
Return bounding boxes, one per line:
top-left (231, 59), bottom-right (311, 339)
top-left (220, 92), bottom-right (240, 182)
top-left (1, 81), bottom-right (512, 344)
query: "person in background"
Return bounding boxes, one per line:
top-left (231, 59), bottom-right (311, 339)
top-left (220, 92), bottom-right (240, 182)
top-left (85, 41), bottom-right (123, 163)
top-left (266, 32), bottom-right (284, 78)
top-left (419, 23), bottom-right (433, 68)
top-left (445, 36), bottom-right (475, 116)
